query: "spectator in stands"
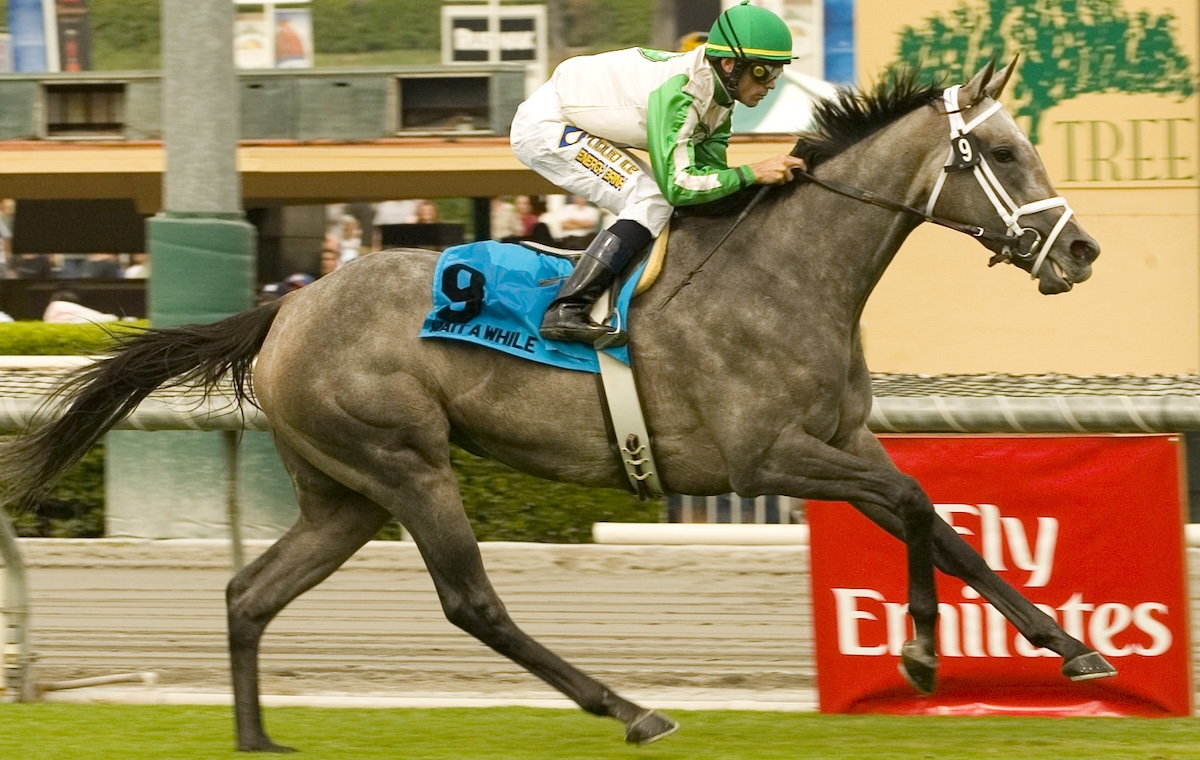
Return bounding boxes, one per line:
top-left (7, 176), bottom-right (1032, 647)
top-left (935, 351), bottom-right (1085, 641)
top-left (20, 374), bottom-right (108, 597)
top-left (43, 290), bottom-right (119, 324)
top-left (257, 282), bottom-right (284, 305)
top-left (514, 195), bottom-right (541, 238)
top-left (257, 273), bottom-right (312, 306)
top-left (345, 201), bottom-right (375, 251)
top-left (415, 200), bottom-right (441, 224)
top-left (319, 246), bottom-right (340, 277)
top-left (54, 254), bottom-right (83, 278)
top-left (11, 252), bottom-right (52, 279)
top-left (124, 252), bottom-right (149, 279)
top-left (555, 194), bottom-right (602, 249)
top-left (285, 273), bottom-right (314, 291)
top-left (372, 200), bottom-right (418, 250)
top-left (490, 196), bottom-right (522, 241)
top-left (81, 253), bottom-right (122, 279)
top-left (336, 214), bottom-right (362, 264)
top-left (0, 200), bottom-right (12, 278)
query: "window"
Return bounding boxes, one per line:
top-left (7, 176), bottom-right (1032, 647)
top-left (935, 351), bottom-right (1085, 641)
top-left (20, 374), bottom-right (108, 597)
top-left (397, 75), bottom-right (490, 133)
top-left (44, 82), bottom-right (125, 137)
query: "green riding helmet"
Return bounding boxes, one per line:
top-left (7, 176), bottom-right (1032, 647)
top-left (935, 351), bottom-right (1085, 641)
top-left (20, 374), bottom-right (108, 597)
top-left (706, 1), bottom-right (794, 63)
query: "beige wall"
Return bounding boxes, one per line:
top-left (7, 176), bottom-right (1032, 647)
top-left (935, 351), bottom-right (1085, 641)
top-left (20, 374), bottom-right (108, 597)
top-left (855, 0), bottom-right (1200, 373)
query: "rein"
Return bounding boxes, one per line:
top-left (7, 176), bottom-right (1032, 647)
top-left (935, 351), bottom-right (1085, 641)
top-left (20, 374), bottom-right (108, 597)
top-left (658, 82), bottom-right (1076, 309)
top-left (657, 184), bottom-right (773, 309)
top-left (800, 84), bottom-right (1073, 269)
top-left (794, 170), bottom-right (1025, 252)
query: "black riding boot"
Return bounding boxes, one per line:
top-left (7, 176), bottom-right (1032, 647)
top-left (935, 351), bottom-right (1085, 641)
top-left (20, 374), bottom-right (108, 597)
top-left (540, 227), bottom-right (640, 347)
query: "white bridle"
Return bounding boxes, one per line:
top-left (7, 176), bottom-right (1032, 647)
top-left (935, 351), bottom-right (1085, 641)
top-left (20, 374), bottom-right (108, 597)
top-left (925, 85), bottom-right (1075, 278)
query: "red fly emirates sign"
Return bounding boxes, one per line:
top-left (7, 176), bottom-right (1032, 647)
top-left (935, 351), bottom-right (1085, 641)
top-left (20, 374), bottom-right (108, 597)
top-left (808, 435), bottom-right (1191, 717)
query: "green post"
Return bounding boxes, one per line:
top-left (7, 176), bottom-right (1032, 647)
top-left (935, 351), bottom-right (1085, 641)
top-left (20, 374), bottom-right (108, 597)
top-left (147, 214), bottom-right (255, 325)
top-left (105, 0), bottom-right (296, 543)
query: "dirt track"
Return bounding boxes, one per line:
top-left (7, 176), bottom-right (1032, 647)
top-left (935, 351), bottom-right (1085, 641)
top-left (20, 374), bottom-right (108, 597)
top-left (18, 539), bottom-right (816, 704)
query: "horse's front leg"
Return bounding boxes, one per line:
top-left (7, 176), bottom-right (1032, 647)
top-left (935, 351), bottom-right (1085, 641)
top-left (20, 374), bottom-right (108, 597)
top-left (734, 432), bottom-right (941, 693)
top-left (840, 429), bottom-right (1117, 683)
top-left (894, 480), bottom-right (939, 694)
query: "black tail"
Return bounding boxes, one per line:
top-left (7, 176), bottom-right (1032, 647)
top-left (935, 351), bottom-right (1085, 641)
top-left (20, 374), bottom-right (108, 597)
top-left (0, 300), bottom-right (283, 508)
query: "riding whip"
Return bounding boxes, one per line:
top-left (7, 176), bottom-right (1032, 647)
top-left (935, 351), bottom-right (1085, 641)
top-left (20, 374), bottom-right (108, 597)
top-left (658, 140), bottom-right (808, 311)
top-left (656, 183), bottom-right (772, 311)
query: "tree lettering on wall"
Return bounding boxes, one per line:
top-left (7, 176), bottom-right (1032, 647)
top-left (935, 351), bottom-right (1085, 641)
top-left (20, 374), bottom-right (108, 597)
top-left (894, 0), bottom-right (1197, 143)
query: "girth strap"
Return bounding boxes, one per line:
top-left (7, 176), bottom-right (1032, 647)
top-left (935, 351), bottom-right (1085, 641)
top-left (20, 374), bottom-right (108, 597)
top-left (590, 292), bottom-right (665, 499)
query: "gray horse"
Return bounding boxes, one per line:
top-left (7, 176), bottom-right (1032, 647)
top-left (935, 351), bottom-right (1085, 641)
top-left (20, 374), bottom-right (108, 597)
top-left (2, 60), bottom-right (1112, 752)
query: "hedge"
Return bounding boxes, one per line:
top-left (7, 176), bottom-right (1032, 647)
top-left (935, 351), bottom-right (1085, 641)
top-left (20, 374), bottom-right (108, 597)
top-left (0, 0), bottom-right (656, 71)
top-left (0, 322), bottom-right (139, 537)
top-left (0, 321), bottom-right (661, 541)
top-left (0, 320), bottom-right (146, 354)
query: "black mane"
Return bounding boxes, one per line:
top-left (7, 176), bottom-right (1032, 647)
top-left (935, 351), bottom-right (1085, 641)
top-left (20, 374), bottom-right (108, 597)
top-left (794, 66), bottom-right (944, 169)
top-left (680, 66), bottom-right (943, 218)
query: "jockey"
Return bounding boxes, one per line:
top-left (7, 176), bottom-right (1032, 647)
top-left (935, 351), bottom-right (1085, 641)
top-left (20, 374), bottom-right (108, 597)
top-left (510, 0), bottom-right (807, 347)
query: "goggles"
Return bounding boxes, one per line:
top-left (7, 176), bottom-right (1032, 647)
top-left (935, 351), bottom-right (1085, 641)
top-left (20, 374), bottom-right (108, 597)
top-left (749, 62), bottom-right (784, 84)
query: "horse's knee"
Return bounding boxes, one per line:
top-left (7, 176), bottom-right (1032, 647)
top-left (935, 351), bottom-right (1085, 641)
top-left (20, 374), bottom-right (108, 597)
top-left (892, 475), bottom-right (936, 528)
top-left (441, 589), bottom-right (510, 638)
top-left (226, 577), bottom-right (269, 646)
top-left (893, 475), bottom-right (931, 512)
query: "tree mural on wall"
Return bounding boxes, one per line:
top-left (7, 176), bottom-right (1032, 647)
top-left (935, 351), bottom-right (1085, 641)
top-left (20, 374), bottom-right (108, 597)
top-left (895, 0), bottom-right (1196, 143)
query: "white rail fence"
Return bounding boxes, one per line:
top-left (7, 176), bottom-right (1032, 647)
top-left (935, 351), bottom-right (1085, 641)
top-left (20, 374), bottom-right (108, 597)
top-left (6, 395), bottom-right (1200, 435)
top-left (5, 358), bottom-right (1200, 702)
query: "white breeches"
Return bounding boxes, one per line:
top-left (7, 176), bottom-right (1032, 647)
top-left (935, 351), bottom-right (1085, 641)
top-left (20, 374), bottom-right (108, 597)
top-left (510, 82), bottom-right (674, 237)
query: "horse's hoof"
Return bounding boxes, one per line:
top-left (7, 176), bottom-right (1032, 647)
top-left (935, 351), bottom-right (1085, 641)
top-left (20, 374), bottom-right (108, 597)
top-left (624, 710), bottom-right (679, 745)
top-left (899, 640), bottom-right (938, 695)
top-left (1062, 651), bottom-right (1117, 681)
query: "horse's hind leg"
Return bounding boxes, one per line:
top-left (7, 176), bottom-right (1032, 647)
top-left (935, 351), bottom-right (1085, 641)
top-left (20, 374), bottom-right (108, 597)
top-left (226, 443), bottom-right (391, 753)
top-left (390, 460), bottom-right (677, 745)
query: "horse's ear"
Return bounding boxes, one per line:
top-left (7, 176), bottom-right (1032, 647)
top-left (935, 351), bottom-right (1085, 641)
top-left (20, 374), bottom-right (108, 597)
top-left (959, 57), bottom-right (998, 106)
top-left (985, 54), bottom-right (1019, 101)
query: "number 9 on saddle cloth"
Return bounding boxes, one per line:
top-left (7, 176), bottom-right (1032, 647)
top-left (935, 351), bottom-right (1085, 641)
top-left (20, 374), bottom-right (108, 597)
top-left (419, 240), bottom-right (646, 372)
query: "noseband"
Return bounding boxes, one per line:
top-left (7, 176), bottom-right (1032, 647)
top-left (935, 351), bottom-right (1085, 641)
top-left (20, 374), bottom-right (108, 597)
top-left (926, 85), bottom-right (1075, 277)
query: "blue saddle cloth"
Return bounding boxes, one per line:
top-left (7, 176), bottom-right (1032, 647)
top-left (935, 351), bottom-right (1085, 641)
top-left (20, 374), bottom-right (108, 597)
top-left (419, 241), bottom-right (642, 373)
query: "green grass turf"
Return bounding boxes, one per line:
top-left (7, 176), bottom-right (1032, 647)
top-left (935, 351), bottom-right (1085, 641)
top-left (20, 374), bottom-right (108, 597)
top-left (1, 705), bottom-right (1198, 759)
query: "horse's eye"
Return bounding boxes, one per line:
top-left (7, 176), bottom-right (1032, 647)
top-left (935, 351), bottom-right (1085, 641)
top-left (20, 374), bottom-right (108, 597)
top-left (992, 147), bottom-right (1016, 163)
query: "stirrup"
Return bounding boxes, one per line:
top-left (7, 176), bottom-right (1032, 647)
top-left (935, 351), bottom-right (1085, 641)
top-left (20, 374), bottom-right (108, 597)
top-left (540, 322), bottom-right (626, 347)
top-left (593, 328), bottom-right (628, 349)
top-left (539, 311), bottom-right (628, 348)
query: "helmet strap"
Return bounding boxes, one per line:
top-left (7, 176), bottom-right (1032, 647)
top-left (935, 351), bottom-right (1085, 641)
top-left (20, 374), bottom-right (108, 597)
top-left (712, 8), bottom-right (754, 100)
top-left (710, 56), bottom-right (744, 100)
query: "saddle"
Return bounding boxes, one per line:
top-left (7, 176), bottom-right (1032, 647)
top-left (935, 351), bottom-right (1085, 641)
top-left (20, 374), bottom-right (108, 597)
top-left (522, 224), bottom-right (670, 298)
top-left (419, 226), bottom-right (669, 373)
top-left (419, 227), bottom-right (671, 498)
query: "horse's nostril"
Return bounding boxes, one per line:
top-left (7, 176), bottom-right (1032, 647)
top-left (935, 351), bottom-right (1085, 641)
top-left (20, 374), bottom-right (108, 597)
top-left (1071, 239), bottom-right (1099, 264)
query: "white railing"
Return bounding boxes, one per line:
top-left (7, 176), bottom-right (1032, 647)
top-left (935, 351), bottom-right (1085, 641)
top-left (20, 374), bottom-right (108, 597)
top-left (4, 394), bottom-right (1200, 436)
top-left (4, 358), bottom-right (1200, 434)
top-left (0, 397), bottom-right (267, 432)
top-left (869, 395), bottom-right (1200, 433)
top-left (5, 357), bottom-right (1200, 702)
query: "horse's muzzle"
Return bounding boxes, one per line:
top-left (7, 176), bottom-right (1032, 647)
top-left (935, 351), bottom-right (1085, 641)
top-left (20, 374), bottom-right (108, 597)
top-left (1070, 237), bottom-right (1100, 266)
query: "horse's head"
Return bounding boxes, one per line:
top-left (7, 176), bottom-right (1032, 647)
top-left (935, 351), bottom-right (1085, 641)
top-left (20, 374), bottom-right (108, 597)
top-left (924, 58), bottom-right (1100, 294)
